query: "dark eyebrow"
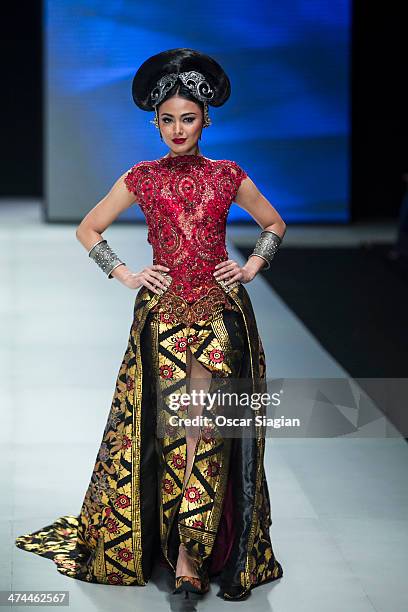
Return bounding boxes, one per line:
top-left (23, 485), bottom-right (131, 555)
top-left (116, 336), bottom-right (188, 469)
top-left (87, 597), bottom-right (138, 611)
top-left (160, 112), bottom-right (197, 117)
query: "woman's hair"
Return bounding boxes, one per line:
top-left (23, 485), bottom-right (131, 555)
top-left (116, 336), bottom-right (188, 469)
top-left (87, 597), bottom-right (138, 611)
top-left (157, 82), bottom-right (205, 118)
top-left (132, 48), bottom-right (231, 112)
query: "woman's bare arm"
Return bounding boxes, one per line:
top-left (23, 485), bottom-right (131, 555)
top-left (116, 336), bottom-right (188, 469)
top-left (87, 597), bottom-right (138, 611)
top-left (234, 176), bottom-right (286, 274)
top-left (235, 177), bottom-right (286, 234)
top-left (75, 169), bottom-right (171, 292)
top-left (214, 174), bottom-right (286, 284)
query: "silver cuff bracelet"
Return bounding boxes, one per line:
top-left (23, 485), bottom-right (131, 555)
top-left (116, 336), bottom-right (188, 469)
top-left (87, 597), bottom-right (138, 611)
top-left (88, 239), bottom-right (125, 279)
top-left (249, 230), bottom-right (282, 270)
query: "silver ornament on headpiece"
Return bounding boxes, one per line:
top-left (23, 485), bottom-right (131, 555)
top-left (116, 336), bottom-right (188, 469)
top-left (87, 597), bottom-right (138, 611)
top-left (149, 70), bottom-right (213, 129)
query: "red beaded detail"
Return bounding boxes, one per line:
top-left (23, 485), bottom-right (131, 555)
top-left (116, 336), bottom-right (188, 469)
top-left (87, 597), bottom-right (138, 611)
top-left (124, 154), bottom-right (248, 303)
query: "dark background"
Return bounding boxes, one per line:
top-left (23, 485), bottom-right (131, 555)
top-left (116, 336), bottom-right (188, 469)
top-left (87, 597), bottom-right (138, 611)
top-left (2, 3), bottom-right (407, 432)
top-left (0, 2), bottom-right (407, 220)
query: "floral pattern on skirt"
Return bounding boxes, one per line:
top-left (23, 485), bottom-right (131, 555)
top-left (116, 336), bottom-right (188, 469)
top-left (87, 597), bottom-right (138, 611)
top-left (14, 283), bottom-right (283, 599)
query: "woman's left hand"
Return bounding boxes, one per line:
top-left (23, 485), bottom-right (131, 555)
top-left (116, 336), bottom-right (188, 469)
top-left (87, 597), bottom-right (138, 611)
top-left (213, 259), bottom-right (256, 285)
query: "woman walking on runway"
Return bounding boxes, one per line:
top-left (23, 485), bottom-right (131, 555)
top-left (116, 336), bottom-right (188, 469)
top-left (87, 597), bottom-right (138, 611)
top-left (15, 48), bottom-right (286, 601)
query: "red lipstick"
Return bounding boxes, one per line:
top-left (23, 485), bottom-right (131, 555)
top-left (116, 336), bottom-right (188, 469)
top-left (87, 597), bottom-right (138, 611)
top-left (173, 138), bottom-right (186, 144)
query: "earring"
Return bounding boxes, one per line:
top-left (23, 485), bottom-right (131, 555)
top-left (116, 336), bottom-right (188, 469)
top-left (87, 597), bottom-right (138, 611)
top-left (150, 106), bottom-right (160, 129)
top-left (149, 107), bottom-right (163, 140)
top-left (202, 102), bottom-right (212, 128)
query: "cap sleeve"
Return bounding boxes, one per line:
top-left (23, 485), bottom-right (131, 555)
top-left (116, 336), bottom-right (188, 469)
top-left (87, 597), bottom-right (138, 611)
top-left (123, 162), bottom-right (143, 199)
top-left (229, 161), bottom-right (248, 200)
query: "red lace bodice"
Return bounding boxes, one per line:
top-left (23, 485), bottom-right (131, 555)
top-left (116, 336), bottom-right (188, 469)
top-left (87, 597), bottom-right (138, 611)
top-left (124, 154), bottom-right (248, 303)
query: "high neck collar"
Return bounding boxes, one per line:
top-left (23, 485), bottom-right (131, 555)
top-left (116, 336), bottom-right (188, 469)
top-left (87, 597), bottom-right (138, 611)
top-left (158, 153), bottom-right (206, 165)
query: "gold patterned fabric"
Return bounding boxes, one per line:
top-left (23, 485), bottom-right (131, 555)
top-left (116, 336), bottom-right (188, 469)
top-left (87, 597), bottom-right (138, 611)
top-left (14, 281), bottom-right (283, 600)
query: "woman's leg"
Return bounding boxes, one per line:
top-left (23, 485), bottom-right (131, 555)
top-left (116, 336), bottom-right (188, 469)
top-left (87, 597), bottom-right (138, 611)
top-left (176, 345), bottom-right (212, 578)
top-left (182, 346), bottom-right (212, 487)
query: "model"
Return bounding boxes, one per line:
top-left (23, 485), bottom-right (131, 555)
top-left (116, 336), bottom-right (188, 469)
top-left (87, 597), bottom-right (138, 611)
top-left (15, 48), bottom-right (286, 601)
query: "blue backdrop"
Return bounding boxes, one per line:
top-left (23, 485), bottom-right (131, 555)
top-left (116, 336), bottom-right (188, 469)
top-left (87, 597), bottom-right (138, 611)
top-left (45, 1), bottom-right (350, 223)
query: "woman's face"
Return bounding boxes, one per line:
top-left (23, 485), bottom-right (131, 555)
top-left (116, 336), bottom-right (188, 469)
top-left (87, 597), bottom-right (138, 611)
top-left (158, 95), bottom-right (203, 155)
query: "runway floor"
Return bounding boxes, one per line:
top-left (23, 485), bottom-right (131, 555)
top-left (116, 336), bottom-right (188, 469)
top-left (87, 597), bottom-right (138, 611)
top-left (2, 202), bottom-right (407, 611)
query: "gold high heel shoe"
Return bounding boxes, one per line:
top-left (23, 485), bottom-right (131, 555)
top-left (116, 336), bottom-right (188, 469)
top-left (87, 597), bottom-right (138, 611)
top-left (173, 546), bottom-right (209, 595)
top-left (173, 573), bottom-right (210, 595)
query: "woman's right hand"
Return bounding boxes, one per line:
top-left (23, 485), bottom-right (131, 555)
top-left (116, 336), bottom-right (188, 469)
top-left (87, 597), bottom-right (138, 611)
top-left (118, 264), bottom-right (172, 293)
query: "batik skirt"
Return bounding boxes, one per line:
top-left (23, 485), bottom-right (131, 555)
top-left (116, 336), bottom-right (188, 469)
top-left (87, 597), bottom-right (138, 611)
top-left (15, 282), bottom-right (283, 600)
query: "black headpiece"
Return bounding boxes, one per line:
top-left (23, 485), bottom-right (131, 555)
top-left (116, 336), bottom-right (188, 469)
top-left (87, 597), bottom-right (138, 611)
top-left (132, 48), bottom-right (231, 112)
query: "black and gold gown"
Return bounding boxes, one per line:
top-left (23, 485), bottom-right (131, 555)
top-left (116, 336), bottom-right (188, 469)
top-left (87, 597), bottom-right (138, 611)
top-left (15, 153), bottom-right (283, 600)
